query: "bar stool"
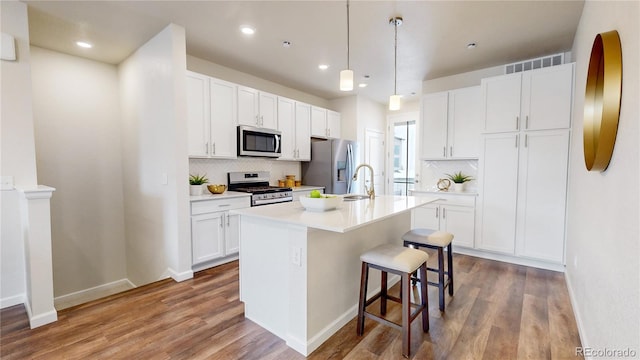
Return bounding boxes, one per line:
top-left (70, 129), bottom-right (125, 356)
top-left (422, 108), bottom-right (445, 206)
top-left (402, 229), bottom-right (454, 312)
top-left (357, 244), bottom-right (429, 358)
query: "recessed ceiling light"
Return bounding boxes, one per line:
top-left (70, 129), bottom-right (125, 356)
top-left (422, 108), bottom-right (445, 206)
top-left (76, 41), bottom-right (93, 48)
top-left (318, 64), bottom-right (329, 70)
top-left (240, 26), bottom-right (255, 35)
top-left (282, 41), bottom-right (291, 48)
top-left (467, 42), bottom-right (477, 49)
top-left (358, 83), bottom-right (367, 88)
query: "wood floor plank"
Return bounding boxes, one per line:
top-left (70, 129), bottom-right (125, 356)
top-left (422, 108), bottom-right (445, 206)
top-left (0, 255), bottom-right (583, 360)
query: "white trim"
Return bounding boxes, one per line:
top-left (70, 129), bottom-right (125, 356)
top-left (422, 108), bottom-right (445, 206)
top-left (0, 293), bottom-right (25, 309)
top-left (452, 246), bottom-right (566, 272)
top-left (24, 301), bottom-right (57, 329)
top-left (564, 271), bottom-right (590, 359)
top-left (54, 278), bottom-right (135, 310)
top-left (191, 254), bottom-right (239, 273)
top-left (168, 268), bottom-right (194, 282)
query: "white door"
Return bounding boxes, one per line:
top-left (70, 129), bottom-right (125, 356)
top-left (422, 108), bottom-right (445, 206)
top-left (237, 86), bottom-right (259, 127)
top-left (448, 86), bottom-right (482, 158)
top-left (295, 102), bottom-right (311, 161)
top-left (515, 130), bottom-right (569, 263)
top-left (441, 205), bottom-right (475, 248)
top-left (412, 204), bottom-right (440, 230)
top-left (421, 92), bottom-right (448, 159)
top-left (191, 212), bottom-right (225, 264)
top-left (388, 112), bottom-right (418, 195)
top-left (327, 110), bottom-right (341, 138)
top-left (277, 97), bottom-right (296, 160)
top-left (310, 106), bottom-right (327, 137)
top-left (210, 78), bottom-right (237, 158)
top-left (225, 213), bottom-right (241, 255)
top-left (521, 63), bottom-right (573, 130)
top-left (476, 133), bottom-right (519, 254)
top-left (259, 92), bottom-right (278, 129)
top-left (365, 129), bottom-right (385, 196)
top-left (481, 73), bottom-right (522, 133)
top-left (186, 72), bottom-right (210, 157)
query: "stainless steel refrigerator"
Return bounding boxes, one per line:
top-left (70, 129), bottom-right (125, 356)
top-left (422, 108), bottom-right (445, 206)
top-left (301, 139), bottom-right (358, 194)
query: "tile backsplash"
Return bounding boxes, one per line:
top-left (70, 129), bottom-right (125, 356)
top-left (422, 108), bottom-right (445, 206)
top-left (418, 160), bottom-right (479, 193)
top-left (189, 158), bottom-right (301, 186)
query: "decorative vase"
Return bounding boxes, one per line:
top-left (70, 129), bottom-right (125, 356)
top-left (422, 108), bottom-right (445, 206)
top-left (190, 184), bottom-right (204, 196)
top-left (453, 182), bottom-right (466, 192)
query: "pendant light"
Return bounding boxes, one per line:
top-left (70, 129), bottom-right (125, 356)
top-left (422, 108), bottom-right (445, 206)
top-left (389, 17), bottom-right (403, 111)
top-left (340, 0), bottom-right (353, 91)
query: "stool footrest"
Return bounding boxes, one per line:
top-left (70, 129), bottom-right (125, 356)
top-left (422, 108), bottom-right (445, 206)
top-left (363, 302), bottom-right (426, 332)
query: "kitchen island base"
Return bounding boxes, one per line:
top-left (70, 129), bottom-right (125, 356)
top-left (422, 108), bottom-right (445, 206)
top-left (239, 212), bottom-right (411, 356)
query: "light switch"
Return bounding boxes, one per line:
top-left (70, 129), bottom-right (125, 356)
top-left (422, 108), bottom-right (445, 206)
top-left (292, 247), bottom-right (302, 267)
top-left (161, 173), bottom-right (168, 185)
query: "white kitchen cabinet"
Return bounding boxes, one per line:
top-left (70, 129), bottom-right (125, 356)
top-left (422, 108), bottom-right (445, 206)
top-left (311, 107), bottom-right (341, 138)
top-left (411, 195), bottom-right (475, 249)
top-left (477, 130), bottom-right (570, 261)
top-left (186, 71), bottom-right (237, 158)
top-left (476, 133), bottom-right (519, 254)
top-left (237, 85), bottom-right (278, 130)
top-left (481, 63), bottom-right (573, 133)
top-left (515, 130), bottom-right (569, 263)
top-left (191, 196), bottom-right (250, 268)
top-left (421, 86), bottom-right (481, 159)
top-left (278, 97), bottom-right (311, 161)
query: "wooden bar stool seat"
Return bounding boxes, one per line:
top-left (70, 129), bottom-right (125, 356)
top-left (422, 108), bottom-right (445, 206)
top-left (402, 229), bottom-right (454, 312)
top-left (357, 244), bottom-right (429, 358)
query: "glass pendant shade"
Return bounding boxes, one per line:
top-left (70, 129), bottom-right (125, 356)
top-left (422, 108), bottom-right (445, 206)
top-left (389, 94), bottom-right (401, 111)
top-left (340, 69), bottom-right (354, 91)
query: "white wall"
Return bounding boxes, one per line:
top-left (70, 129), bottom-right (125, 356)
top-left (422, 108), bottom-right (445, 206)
top-left (29, 46), bottom-right (128, 299)
top-left (565, 0), bottom-right (639, 353)
top-left (118, 24), bottom-right (192, 286)
top-left (187, 55), bottom-right (330, 109)
top-left (0, 1), bottom-right (37, 307)
top-left (422, 65), bottom-right (504, 94)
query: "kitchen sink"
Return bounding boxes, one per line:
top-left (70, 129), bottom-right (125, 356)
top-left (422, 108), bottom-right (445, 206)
top-left (343, 195), bottom-right (370, 201)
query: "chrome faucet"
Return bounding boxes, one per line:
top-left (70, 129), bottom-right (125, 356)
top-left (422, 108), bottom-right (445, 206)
top-left (353, 164), bottom-right (375, 199)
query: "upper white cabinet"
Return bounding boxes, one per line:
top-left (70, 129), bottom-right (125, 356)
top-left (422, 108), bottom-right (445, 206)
top-left (311, 107), bottom-right (341, 138)
top-left (277, 97), bottom-right (311, 161)
top-left (186, 71), bottom-right (237, 158)
top-left (421, 86), bottom-right (481, 159)
top-left (237, 86), bottom-right (278, 130)
top-left (481, 63), bottom-right (574, 133)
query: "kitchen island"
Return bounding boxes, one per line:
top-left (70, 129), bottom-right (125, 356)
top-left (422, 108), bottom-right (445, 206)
top-left (231, 194), bottom-right (439, 356)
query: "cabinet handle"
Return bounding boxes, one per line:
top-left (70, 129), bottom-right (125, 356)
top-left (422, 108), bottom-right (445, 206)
top-left (516, 116), bottom-right (520, 130)
top-left (219, 217), bottom-right (223, 228)
top-left (450, 146), bottom-right (453, 157)
top-left (205, 142), bottom-right (209, 154)
top-left (226, 215), bottom-right (230, 227)
top-left (218, 204), bottom-right (231, 207)
top-left (525, 115), bottom-right (529, 129)
top-left (515, 134), bottom-right (519, 148)
top-left (255, 115), bottom-right (259, 125)
top-left (525, 134), bottom-right (528, 147)
top-left (443, 147), bottom-right (446, 157)
top-left (260, 115), bottom-right (264, 127)
top-left (436, 207), bottom-right (439, 218)
top-left (442, 208), bottom-right (446, 219)
top-left (212, 143), bottom-right (216, 154)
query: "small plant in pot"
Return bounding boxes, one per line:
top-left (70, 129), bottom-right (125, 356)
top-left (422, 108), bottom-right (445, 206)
top-left (189, 174), bottom-right (208, 196)
top-left (445, 171), bottom-right (473, 192)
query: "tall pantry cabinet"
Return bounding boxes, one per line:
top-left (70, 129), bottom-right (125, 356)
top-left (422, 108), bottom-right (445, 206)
top-left (476, 63), bottom-right (574, 264)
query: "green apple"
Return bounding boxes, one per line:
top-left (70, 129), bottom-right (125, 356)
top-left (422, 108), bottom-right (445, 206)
top-left (309, 190), bottom-right (322, 198)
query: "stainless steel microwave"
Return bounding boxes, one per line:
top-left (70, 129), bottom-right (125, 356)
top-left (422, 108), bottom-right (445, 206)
top-left (237, 125), bottom-right (282, 158)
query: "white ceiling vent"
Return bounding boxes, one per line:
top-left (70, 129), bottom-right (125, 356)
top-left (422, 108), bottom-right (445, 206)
top-left (505, 53), bottom-right (564, 74)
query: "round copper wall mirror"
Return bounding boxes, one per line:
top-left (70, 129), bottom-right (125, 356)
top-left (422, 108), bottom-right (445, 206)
top-left (583, 30), bottom-right (622, 172)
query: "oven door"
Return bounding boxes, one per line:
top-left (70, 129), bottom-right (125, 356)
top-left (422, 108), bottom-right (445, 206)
top-left (238, 126), bottom-right (281, 158)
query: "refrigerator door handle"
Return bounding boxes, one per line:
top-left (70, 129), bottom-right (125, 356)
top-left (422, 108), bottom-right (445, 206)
top-left (346, 144), bottom-right (353, 193)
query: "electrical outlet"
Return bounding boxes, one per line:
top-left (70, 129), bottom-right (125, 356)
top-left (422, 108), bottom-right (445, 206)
top-left (292, 247), bottom-right (302, 267)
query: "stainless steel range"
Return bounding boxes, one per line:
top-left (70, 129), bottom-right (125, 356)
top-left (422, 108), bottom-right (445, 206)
top-left (228, 171), bottom-right (293, 207)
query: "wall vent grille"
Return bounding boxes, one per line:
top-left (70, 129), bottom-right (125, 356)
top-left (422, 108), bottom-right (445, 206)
top-left (505, 53), bottom-right (564, 74)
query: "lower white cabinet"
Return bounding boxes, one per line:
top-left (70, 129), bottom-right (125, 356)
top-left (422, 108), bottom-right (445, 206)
top-left (191, 196), bottom-right (250, 267)
top-left (411, 194), bottom-right (475, 248)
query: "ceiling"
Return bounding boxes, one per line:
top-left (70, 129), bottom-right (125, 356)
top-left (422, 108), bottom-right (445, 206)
top-left (24, 1), bottom-right (585, 105)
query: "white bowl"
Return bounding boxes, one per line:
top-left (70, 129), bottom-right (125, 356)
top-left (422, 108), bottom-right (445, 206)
top-left (299, 194), bottom-right (344, 212)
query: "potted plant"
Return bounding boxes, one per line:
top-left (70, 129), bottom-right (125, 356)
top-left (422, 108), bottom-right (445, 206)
top-left (189, 173), bottom-right (208, 196)
top-left (445, 171), bottom-right (473, 192)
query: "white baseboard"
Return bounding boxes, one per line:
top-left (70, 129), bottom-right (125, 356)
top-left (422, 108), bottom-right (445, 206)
top-left (0, 293), bottom-right (25, 309)
top-left (564, 271), bottom-right (590, 359)
top-left (54, 278), bottom-right (135, 310)
top-left (168, 268), bottom-right (194, 282)
top-left (24, 301), bottom-right (57, 329)
top-left (192, 254), bottom-right (239, 273)
top-left (453, 246), bottom-right (566, 272)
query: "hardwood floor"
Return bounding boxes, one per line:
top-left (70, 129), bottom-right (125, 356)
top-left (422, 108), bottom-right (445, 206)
top-left (0, 253), bottom-right (582, 359)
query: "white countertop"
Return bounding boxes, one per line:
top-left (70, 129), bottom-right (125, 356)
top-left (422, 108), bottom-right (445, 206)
top-left (411, 189), bottom-right (478, 196)
top-left (231, 194), bottom-right (440, 233)
top-left (190, 191), bottom-right (251, 202)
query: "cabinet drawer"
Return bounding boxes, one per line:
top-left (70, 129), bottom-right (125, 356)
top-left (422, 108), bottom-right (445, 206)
top-left (191, 197), bottom-right (250, 215)
top-left (436, 195), bottom-right (475, 207)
